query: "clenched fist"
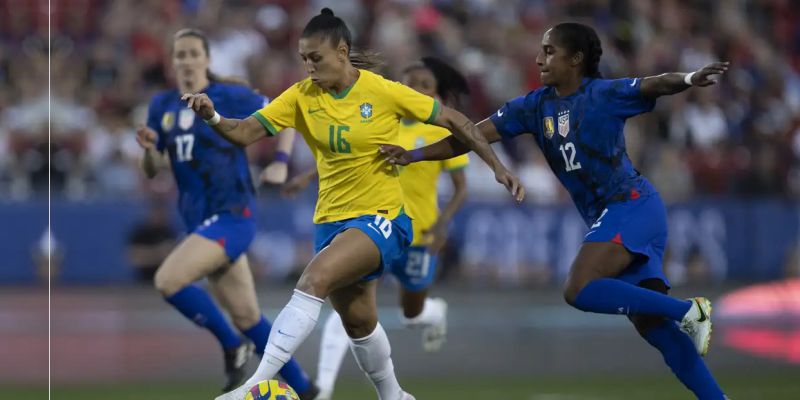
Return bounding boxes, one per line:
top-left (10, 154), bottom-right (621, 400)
top-left (136, 125), bottom-right (158, 150)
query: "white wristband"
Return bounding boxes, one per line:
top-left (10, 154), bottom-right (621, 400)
top-left (683, 72), bottom-right (695, 86)
top-left (205, 111), bottom-right (221, 126)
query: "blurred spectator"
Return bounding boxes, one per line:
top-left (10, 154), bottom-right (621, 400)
top-left (2, 0), bottom-right (795, 202)
top-left (671, 89), bottom-right (727, 150)
top-left (126, 203), bottom-right (177, 283)
top-left (2, 0), bottom-right (798, 289)
top-left (647, 144), bottom-right (694, 203)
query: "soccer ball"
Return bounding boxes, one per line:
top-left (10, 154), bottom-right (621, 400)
top-left (244, 380), bottom-right (300, 400)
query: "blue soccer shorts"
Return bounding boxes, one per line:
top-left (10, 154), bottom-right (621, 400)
top-left (193, 212), bottom-right (256, 262)
top-left (584, 192), bottom-right (670, 287)
top-left (314, 213), bottom-right (413, 281)
top-left (390, 246), bottom-right (438, 292)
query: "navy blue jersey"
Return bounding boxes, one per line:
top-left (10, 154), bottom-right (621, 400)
top-left (146, 82), bottom-right (267, 231)
top-left (490, 77), bottom-right (658, 226)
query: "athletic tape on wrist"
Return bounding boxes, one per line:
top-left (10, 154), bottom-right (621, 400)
top-left (684, 72), bottom-right (695, 86)
top-left (205, 111), bottom-right (221, 126)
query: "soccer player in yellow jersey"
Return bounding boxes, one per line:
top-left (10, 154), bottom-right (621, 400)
top-left (182, 8), bottom-right (523, 400)
top-left (280, 57), bottom-right (471, 399)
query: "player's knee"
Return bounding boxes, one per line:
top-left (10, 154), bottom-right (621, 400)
top-left (153, 268), bottom-right (186, 297)
top-left (232, 314), bottom-right (261, 331)
top-left (295, 270), bottom-right (332, 299)
top-left (340, 312), bottom-right (377, 339)
top-left (230, 305), bottom-right (261, 330)
top-left (562, 277), bottom-right (585, 307)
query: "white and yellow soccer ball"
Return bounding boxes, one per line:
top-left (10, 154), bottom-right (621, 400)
top-left (244, 380), bottom-right (300, 400)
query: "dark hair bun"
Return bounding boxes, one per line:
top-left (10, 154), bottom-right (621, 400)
top-left (320, 8), bottom-right (334, 16)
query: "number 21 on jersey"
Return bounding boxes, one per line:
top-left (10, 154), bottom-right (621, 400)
top-left (559, 142), bottom-right (581, 172)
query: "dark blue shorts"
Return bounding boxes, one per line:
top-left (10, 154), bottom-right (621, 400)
top-left (193, 213), bottom-right (256, 262)
top-left (390, 246), bottom-right (438, 292)
top-left (584, 193), bottom-right (669, 287)
top-left (314, 213), bottom-right (413, 281)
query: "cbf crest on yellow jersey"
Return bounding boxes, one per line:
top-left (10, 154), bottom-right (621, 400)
top-left (252, 69), bottom-right (439, 223)
top-left (397, 120), bottom-right (469, 246)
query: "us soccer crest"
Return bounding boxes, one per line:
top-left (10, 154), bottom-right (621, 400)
top-left (359, 102), bottom-right (373, 120)
top-left (161, 112), bottom-right (175, 132)
top-left (543, 116), bottom-right (555, 139)
top-left (178, 108), bottom-right (195, 131)
top-left (558, 110), bottom-right (570, 138)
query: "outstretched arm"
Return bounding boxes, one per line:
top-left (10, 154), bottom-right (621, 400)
top-left (640, 62), bottom-right (729, 98)
top-left (181, 93), bottom-right (267, 146)
top-left (380, 117), bottom-right (501, 163)
top-left (428, 106), bottom-right (505, 170)
top-left (381, 113), bottom-right (522, 202)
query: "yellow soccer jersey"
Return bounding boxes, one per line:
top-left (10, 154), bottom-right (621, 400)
top-left (398, 119), bottom-right (469, 246)
top-left (252, 69), bottom-right (440, 223)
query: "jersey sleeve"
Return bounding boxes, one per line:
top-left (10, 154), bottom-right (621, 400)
top-left (386, 81), bottom-right (440, 123)
top-left (251, 85), bottom-right (298, 136)
top-left (489, 93), bottom-right (537, 139)
top-left (145, 96), bottom-right (167, 152)
top-left (600, 78), bottom-right (656, 119)
top-left (442, 153), bottom-right (469, 171)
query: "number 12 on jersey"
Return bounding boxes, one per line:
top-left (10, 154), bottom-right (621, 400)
top-left (559, 142), bottom-right (582, 172)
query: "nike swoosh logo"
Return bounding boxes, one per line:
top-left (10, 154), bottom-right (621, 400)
top-left (497, 110), bottom-right (504, 117)
top-left (695, 299), bottom-right (708, 322)
top-left (630, 78), bottom-right (638, 87)
top-left (308, 108), bottom-right (323, 114)
top-left (277, 329), bottom-right (296, 338)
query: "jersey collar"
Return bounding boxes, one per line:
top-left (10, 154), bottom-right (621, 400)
top-left (327, 70), bottom-right (362, 100)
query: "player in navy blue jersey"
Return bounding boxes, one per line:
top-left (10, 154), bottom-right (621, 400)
top-left (135, 28), bottom-right (318, 398)
top-left (382, 22), bottom-right (730, 399)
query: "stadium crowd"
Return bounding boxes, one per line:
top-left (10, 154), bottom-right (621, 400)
top-left (1, 0), bottom-right (798, 204)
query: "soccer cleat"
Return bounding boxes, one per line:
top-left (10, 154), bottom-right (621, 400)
top-left (680, 297), bottom-right (713, 356)
top-left (401, 392), bottom-right (416, 400)
top-left (422, 298), bottom-right (448, 352)
top-left (222, 341), bottom-right (255, 392)
top-left (298, 383), bottom-right (321, 400)
top-left (215, 383), bottom-right (249, 400)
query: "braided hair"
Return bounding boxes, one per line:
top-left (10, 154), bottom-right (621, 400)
top-left (403, 56), bottom-right (470, 107)
top-left (302, 8), bottom-right (383, 70)
top-left (550, 22), bottom-right (603, 78)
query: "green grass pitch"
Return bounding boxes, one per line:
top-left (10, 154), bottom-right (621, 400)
top-left (7, 370), bottom-right (799, 399)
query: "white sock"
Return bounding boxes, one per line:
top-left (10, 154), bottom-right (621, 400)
top-left (401, 297), bottom-right (444, 327)
top-left (349, 323), bottom-right (404, 400)
top-left (246, 289), bottom-right (323, 387)
top-left (315, 311), bottom-right (350, 396)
